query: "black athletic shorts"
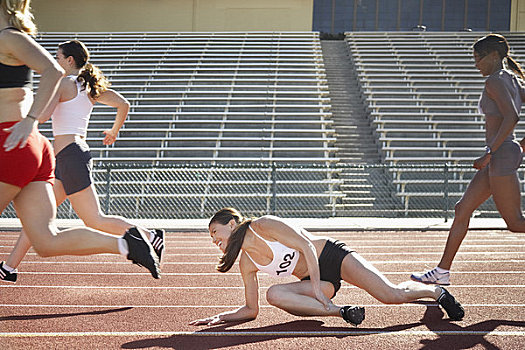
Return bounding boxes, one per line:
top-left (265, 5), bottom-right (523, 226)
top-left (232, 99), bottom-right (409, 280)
top-left (301, 238), bottom-right (355, 298)
top-left (55, 141), bottom-right (93, 195)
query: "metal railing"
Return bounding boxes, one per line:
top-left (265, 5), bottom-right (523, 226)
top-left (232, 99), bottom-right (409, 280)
top-left (3, 162), bottom-right (524, 220)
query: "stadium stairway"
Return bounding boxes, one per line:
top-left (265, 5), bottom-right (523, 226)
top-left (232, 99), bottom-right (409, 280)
top-left (320, 40), bottom-right (379, 163)
top-left (321, 40), bottom-right (402, 215)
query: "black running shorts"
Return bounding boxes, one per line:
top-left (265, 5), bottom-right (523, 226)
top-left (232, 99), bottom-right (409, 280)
top-left (55, 141), bottom-right (93, 195)
top-left (301, 238), bottom-right (355, 298)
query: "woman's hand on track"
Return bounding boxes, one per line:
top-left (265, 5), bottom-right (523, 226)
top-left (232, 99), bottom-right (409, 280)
top-left (189, 315), bottom-right (223, 326)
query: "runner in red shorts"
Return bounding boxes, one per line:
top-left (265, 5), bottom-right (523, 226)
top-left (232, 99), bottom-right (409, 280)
top-left (0, 0), bottom-right (160, 281)
top-left (1, 40), bottom-right (164, 282)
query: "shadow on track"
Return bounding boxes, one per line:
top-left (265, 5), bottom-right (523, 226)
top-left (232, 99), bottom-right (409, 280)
top-left (0, 307), bottom-right (132, 321)
top-left (121, 303), bottom-right (522, 349)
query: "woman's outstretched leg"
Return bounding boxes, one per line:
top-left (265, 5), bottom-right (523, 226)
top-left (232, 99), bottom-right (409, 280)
top-left (12, 182), bottom-right (160, 278)
top-left (0, 182), bottom-right (23, 282)
top-left (491, 173), bottom-right (525, 232)
top-left (342, 252), bottom-right (464, 320)
top-left (411, 168), bottom-right (491, 285)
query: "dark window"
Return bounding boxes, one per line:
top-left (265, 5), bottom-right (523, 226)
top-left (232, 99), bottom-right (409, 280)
top-left (313, 0), bottom-right (511, 33)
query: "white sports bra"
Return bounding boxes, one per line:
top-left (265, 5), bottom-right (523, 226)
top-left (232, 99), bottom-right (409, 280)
top-left (52, 75), bottom-right (94, 137)
top-left (245, 225), bottom-right (300, 277)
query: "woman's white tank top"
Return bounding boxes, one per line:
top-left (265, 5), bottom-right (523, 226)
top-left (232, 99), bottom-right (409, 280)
top-left (52, 75), bottom-right (94, 137)
top-left (245, 226), bottom-right (300, 277)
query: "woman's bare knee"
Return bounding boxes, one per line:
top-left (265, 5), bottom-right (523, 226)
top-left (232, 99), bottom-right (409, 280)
top-left (505, 218), bottom-right (525, 233)
top-left (454, 201), bottom-right (466, 218)
top-left (32, 238), bottom-right (57, 257)
top-left (266, 285), bottom-right (284, 307)
top-left (25, 227), bottom-right (59, 257)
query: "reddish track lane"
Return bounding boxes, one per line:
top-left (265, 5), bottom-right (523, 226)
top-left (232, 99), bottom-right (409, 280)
top-left (1, 229), bottom-right (524, 349)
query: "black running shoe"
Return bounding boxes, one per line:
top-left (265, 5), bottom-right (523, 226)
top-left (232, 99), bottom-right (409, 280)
top-left (123, 227), bottom-right (160, 279)
top-left (150, 229), bottom-right (165, 261)
top-left (0, 261), bottom-right (17, 283)
top-left (129, 228), bottom-right (165, 261)
top-left (340, 306), bottom-right (365, 326)
top-left (438, 287), bottom-right (464, 321)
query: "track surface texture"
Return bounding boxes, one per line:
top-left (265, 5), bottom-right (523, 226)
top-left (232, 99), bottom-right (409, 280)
top-left (1, 229), bottom-right (524, 349)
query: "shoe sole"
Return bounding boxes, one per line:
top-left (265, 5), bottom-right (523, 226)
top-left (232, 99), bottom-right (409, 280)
top-left (410, 275), bottom-right (450, 286)
top-left (0, 278), bottom-right (17, 283)
top-left (341, 306), bottom-right (365, 326)
top-left (439, 289), bottom-right (465, 321)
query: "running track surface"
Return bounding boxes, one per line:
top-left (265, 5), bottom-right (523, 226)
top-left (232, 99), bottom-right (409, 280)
top-left (1, 229), bottom-right (524, 350)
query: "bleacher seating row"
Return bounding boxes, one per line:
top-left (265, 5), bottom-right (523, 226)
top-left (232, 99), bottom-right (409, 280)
top-left (21, 32), bottom-right (341, 219)
top-left (36, 32), bottom-right (336, 164)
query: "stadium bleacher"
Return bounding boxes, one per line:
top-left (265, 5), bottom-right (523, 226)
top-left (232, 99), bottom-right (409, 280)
top-left (37, 32), bottom-right (336, 165)
top-left (3, 31), bottom-right (521, 219)
top-left (27, 32), bottom-right (342, 218)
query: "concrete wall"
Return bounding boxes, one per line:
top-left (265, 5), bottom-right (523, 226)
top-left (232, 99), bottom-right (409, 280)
top-left (511, 0), bottom-right (525, 31)
top-left (30, 0), bottom-right (313, 32)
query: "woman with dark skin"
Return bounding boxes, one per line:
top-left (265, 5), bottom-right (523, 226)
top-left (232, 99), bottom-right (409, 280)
top-left (412, 34), bottom-right (525, 285)
top-left (190, 208), bottom-right (464, 327)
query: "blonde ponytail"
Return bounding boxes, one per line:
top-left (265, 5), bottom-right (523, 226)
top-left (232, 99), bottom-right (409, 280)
top-left (1, 0), bottom-right (36, 35)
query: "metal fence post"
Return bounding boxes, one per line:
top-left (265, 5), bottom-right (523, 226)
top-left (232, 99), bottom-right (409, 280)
top-left (104, 164), bottom-right (112, 215)
top-left (271, 163), bottom-right (277, 215)
top-left (443, 163), bottom-right (449, 222)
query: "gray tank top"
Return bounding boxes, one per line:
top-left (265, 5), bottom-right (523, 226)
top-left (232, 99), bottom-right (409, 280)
top-left (478, 69), bottom-right (522, 142)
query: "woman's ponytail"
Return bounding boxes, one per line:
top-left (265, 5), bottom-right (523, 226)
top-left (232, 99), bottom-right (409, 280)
top-left (217, 219), bottom-right (252, 272)
top-left (506, 56), bottom-right (525, 81)
top-left (77, 62), bottom-right (110, 99)
top-left (58, 40), bottom-right (110, 99)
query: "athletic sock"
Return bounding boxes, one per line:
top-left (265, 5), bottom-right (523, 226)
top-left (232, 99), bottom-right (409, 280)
top-left (148, 230), bottom-right (156, 242)
top-left (118, 237), bottom-right (129, 256)
top-left (438, 287), bottom-right (446, 300)
top-left (435, 267), bottom-right (449, 274)
top-left (3, 263), bottom-right (16, 272)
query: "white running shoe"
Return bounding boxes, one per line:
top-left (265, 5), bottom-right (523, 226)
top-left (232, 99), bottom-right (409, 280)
top-left (411, 268), bottom-right (450, 285)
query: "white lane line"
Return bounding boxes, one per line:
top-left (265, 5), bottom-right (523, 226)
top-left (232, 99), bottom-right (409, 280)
top-left (3, 260), bottom-right (524, 265)
top-left (2, 252), bottom-right (524, 257)
top-left (2, 235), bottom-right (522, 240)
top-left (11, 271), bottom-right (525, 276)
top-left (0, 330), bottom-right (524, 337)
top-left (1, 303), bottom-right (524, 308)
top-left (1, 285), bottom-right (525, 289)
top-left (3, 243), bottom-right (525, 249)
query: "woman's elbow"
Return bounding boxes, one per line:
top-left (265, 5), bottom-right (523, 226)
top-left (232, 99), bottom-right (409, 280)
top-left (118, 100), bottom-right (130, 113)
top-left (51, 64), bottom-right (65, 79)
